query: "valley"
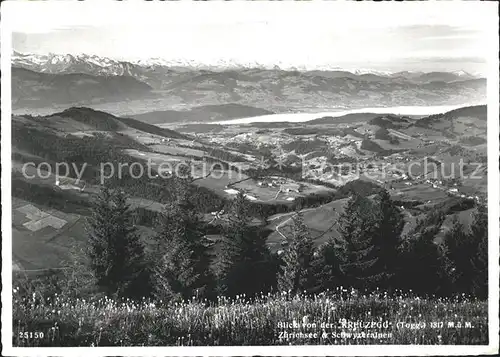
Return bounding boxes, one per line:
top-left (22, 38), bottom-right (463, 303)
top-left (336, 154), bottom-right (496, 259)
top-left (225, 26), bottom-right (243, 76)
top-left (11, 102), bottom-right (487, 272)
top-left (6, 2), bottom-right (497, 347)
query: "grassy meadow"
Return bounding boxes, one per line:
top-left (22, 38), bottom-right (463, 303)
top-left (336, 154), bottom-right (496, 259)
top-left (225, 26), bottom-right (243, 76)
top-left (13, 288), bottom-right (487, 346)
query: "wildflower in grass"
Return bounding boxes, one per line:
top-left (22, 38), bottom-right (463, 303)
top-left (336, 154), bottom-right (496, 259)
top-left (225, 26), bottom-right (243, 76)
top-left (302, 315), bottom-right (310, 325)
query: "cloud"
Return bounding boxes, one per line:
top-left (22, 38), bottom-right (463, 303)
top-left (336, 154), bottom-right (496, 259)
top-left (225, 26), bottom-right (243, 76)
top-left (7, 0), bottom-right (495, 73)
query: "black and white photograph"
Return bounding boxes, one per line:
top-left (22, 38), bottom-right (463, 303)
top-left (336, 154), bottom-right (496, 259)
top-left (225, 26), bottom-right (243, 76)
top-left (1, 1), bottom-right (499, 355)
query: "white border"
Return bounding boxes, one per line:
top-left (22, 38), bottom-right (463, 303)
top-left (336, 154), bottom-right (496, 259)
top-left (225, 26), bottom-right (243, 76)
top-left (1, 1), bottom-right (499, 356)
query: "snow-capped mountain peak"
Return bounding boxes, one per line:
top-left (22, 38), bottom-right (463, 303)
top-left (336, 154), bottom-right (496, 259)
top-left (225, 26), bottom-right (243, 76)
top-left (452, 70), bottom-right (472, 77)
top-left (12, 51), bottom-right (135, 76)
top-left (351, 68), bottom-right (394, 76)
top-left (11, 51), bottom-right (483, 81)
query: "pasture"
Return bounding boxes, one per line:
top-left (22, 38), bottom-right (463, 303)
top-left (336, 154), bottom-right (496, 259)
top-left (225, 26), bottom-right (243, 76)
top-left (193, 170), bottom-right (249, 196)
top-left (124, 149), bottom-right (186, 166)
top-left (12, 195), bottom-right (159, 272)
top-left (390, 183), bottom-right (449, 203)
top-left (233, 179), bottom-right (284, 202)
top-left (12, 197), bottom-right (83, 271)
top-left (13, 290), bottom-right (488, 346)
top-left (230, 177), bottom-right (335, 203)
top-left (148, 144), bottom-right (205, 157)
top-left (266, 198), bottom-right (349, 251)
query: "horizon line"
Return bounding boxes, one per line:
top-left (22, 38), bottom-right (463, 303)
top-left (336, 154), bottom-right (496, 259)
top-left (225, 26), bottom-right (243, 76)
top-left (11, 50), bottom-right (485, 77)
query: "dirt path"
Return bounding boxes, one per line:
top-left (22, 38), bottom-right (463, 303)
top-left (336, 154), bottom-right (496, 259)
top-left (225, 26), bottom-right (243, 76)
top-left (275, 216), bottom-right (293, 240)
top-left (267, 207), bottom-right (317, 222)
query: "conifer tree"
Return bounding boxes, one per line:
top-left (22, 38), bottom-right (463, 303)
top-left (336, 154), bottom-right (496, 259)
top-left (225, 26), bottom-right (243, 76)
top-left (469, 204), bottom-right (488, 298)
top-left (399, 209), bottom-right (448, 296)
top-left (338, 193), bottom-right (381, 291)
top-left (216, 192), bottom-right (249, 296)
top-left (372, 189), bottom-right (405, 289)
top-left (443, 216), bottom-right (473, 294)
top-left (217, 192), bottom-right (271, 297)
top-left (278, 212), bottom-right (315, 294)
top-left (86, 187), bottom-right (148, 299)
top-left (311, 237), bottom-right (346, 293)
top-left (151, 166), bottom-right (215, 302)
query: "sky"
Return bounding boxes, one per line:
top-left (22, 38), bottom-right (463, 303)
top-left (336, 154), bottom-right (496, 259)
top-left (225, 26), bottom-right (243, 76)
top-left (6, 1), bottom-right (496, 74)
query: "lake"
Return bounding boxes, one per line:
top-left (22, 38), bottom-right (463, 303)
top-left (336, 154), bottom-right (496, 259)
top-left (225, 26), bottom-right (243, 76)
top-left (213, 103), bottom-right (485, 125)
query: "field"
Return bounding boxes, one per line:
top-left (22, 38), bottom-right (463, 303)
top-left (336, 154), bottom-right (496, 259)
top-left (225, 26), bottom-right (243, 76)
top-left (11, 194), bottom-right (158, 272)
top-left (13, 290), bottom-right (487, 346)
top-left (266, 198), bottom-right (349, 251)
top-left (231, 177), bottom-right (334, 203)
top-left (124, 149), bottom-right (187, 166)
top-left (390, 182), bottom-right (449, 203)
top-left (12, 197), bottom-right (86, 271)
top-left (193, 170), bottom-right (249, 196)
top-left (148, 144), bottom-right (205, 157)
top-left (265, 189), bottom-right (475, 252)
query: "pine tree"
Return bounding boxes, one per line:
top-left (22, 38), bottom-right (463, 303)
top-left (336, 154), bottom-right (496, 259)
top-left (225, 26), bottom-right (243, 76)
top-left (311, 237), bottom-right (346, 293)
top-left (338, 193), bottom-right (381, 291)
top-left (372, 189), bottom-right (405, 289)
top-left (151, 167), bottom-right (215, 302)
top-left (217, 192), bottom-right (272, 297)
top-left (86, 187), bottom-right (148, 299)
top-left (469, 204), bottom-right (488, 299)
top-left (443, 216), bottom-right (474, 294)
top-left (216, 192), bottom-right (249, 296)
top-left (278, 212), bottom-right (315, 294)
top-left (399, 209), bottom-right (448, 296)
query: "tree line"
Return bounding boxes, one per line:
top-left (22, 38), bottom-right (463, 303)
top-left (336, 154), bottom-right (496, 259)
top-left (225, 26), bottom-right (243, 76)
top-left (62, 171), bottom-right (487, 302)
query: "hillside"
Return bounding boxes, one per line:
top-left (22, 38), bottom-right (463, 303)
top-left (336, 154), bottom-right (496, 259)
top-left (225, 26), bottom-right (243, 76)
top-left (415, 105), bottom-right (487, 127)
top-left (20, 107), bottom-right (189, 140)
top-left (369, 114), bottom-right (414, 129)
top-left (131, 103), bottom-right (274, 124)
top-left (413, 105), bottom-right (487, 140)
top-left (12, 67), bottom-right (154, 109)
top-left (305, 113), bottom-right (382, 125)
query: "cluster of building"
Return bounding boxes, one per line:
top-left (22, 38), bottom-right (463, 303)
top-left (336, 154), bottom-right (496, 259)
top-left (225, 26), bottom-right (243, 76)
top-left (223, 187), bottom-right (258, 201)
top-left (422, 178), bottom-right (481, 202)
top-left (257, 177), bottom-right (287, 188)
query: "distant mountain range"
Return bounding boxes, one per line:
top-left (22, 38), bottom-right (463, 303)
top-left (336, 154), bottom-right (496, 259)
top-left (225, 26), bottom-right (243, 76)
top-left (11, 51), bottom-right (487, 113)
top-left (12, 67), bottom-right (155, 109)
top-left (12, 51), bottom-right (481, 84)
